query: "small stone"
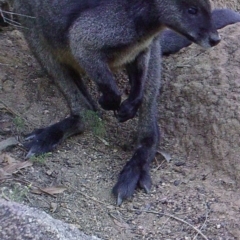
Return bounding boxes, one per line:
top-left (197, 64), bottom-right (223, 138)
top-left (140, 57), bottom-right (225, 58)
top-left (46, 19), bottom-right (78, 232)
top-left (2, 80), bottom-right (14, 92)
top-left (174, 180), bottom-right (181, 186)
top-left (46, 170), bottom-right (53, 176)
top-left (217, 224), bottom-right (221, 229)
top-left (175, 162), bottom-right (186, 167)
top-left (50, 202), bottom-right (58, 213)
top-left (43, 110), bottom-right (49, 114)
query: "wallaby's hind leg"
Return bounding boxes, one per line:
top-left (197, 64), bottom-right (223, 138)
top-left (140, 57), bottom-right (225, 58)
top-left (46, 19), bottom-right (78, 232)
top-left (113, 39), bottom-right (161, 205)
top-left (116, 50), bottom-right (150, 122)
top-left (25, 63), bottom-right (95, 158)
top-left (23, 45), bottom-right (96, 157)
top-left (25, 114), bottom-right (84, 158)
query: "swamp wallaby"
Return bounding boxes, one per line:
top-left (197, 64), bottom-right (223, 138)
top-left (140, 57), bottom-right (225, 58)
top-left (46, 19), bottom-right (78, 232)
top-left (6, 0), bottom-right (239, 205)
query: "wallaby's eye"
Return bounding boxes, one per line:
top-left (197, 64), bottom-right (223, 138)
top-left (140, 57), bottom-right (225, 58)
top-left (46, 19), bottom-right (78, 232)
top-left (188, 7), bottom-right (198, 15)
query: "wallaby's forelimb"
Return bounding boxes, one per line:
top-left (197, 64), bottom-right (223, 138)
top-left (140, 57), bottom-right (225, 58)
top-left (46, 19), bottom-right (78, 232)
top-left (116, 49), bottom-right (150, 122)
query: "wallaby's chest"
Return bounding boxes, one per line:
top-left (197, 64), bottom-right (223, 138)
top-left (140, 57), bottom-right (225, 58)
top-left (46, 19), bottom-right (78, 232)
top-left (108, 34), bottom-right (159, 69)
top-left (54, 30), bottom-right (161, 74)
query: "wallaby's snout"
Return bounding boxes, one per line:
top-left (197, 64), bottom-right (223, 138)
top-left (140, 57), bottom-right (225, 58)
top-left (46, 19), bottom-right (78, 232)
top-left (209, 32), bottom-right (221, 47)
top-left (197, 30), bottom-right (221, 48)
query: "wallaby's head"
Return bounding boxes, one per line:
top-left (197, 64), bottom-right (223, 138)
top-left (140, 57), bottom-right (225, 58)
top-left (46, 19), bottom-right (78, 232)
top-left (159, 0), bottom-right (221, 48)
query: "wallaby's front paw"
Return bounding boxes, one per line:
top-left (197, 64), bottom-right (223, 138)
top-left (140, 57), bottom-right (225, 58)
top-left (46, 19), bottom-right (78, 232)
top-left (116, 98), bottom-right (142, 122)
top-left (98, 93), bottom-right (121, 111)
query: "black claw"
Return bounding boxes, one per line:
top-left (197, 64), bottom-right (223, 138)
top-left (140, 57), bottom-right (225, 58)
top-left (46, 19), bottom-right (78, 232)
top-left (25, 149), bottom-right (35, 159)
top-left (113, 110), bottom-right (119, 118)
top-left (25, 134), bottom-right (36, 141)
top-left (24, 138), bottom-right (57, 158)
top-left (116, 195), bottom-right (123, 206)
top-left (142, 184), bottom-right (151, 194)
top-left (25, 128), bottom-right (44, 141)
top-left (138, 170), bottom-right (152, 194)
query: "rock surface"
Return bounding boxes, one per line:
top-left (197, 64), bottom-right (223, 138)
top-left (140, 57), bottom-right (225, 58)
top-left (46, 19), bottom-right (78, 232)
top-left (0, 199), bottom-right (101, 240)
top-left (160, 23), bottom-right (240, 182)
top-left (211, 0), bottom-right (239, 9)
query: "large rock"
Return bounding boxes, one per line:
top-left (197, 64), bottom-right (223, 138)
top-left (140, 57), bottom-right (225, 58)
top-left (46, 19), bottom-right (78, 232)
top-left (211, 0), bottom-right (239, 9)
top-left (0, 200), bottom-right (101, 240)
top-left (160, 23), bottom-right (240, 181)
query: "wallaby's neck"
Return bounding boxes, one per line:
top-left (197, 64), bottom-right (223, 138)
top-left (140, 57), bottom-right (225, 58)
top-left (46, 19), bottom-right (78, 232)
top-left (126, 0), bottom-right (165, 36)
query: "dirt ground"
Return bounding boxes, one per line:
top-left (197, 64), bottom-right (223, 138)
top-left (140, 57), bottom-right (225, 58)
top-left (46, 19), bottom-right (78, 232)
top-left (1, 3), bottom-right (240, 240)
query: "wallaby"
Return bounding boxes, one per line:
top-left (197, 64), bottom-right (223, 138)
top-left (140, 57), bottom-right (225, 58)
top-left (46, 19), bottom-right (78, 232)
top-left (5, 0), bottom-right (233, 205)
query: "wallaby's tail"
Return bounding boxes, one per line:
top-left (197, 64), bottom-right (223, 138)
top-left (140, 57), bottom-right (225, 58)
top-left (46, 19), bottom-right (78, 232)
top-left (161, 9), bottom-right (240, 56)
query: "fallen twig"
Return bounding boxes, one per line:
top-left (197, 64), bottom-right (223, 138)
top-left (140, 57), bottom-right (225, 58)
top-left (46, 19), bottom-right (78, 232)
top-left (127, 209), bottom-right (209, 240)
top-left (0, 8), bottom-right (35, 28)
top-left (1, 9), bottom-right (35, 18)
top-left (70, 186), bottom-right (110, 207)
top-left (193, 203), bottom-right (210, 240)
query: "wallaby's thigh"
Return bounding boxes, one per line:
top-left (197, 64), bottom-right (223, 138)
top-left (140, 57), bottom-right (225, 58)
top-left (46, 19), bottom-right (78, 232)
top-left (15, 17), bottom-right (97, 157)
top-left (23, 47), bottom-right (94, 157)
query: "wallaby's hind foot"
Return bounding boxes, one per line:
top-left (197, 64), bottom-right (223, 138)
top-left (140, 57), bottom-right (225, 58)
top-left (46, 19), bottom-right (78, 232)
top-left (112, 147), bottom-right (152, 206)
top-left (25, 115), bottom-right (84, 158)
